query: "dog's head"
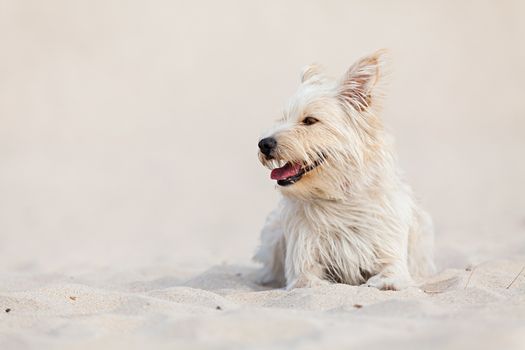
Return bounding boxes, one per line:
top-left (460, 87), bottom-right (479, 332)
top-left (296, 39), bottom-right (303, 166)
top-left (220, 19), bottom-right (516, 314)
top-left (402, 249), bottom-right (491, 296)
top-left (258, 51), bottom-right (387, 199)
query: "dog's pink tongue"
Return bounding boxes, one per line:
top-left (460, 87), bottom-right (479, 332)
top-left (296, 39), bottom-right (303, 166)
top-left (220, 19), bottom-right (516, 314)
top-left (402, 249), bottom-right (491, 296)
top-left (271, 162), bottom-right (301, 180)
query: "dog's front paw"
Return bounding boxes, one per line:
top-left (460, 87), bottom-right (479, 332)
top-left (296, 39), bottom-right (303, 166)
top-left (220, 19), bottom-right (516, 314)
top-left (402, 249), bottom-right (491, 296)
top-left (363, 274), bottom-right (413, 291)
top-left (286, 276), bottom-right (330, 290)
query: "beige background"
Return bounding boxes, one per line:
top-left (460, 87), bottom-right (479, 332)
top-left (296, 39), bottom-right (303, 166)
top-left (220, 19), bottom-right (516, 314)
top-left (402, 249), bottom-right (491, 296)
top-left (2, 1), bottom-right (524, 272)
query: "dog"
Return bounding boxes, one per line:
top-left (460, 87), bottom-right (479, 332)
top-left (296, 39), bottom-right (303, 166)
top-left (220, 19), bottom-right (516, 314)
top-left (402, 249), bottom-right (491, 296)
top-left (254, 50), bottom-right (435, 290)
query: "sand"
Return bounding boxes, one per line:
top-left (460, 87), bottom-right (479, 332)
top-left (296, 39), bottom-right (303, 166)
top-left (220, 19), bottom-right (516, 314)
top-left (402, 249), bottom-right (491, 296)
top-left (1, 261), bottom-right (524, 349)
top-left (1, 1), bottom-right (525, 349)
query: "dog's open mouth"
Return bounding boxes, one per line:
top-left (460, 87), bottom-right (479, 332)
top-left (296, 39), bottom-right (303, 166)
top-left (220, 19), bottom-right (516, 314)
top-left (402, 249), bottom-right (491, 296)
top-left (268, 159), bottom-right (324, 186)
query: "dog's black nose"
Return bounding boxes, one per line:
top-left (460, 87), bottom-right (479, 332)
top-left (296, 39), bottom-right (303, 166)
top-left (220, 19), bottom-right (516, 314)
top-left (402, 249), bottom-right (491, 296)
top-left (258, 137), bottom-right (277, 157)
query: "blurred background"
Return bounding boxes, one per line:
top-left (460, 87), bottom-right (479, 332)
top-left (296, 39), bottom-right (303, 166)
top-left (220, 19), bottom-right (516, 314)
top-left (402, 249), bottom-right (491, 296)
top-left (1, 1), bottom-right (524, 273)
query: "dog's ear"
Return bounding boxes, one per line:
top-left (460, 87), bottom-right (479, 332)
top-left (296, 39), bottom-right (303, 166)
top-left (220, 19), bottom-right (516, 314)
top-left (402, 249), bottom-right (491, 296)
top-left (300, 64), bottom-right (324, 83)
top-left (338, 50), bottom-right (386, 111)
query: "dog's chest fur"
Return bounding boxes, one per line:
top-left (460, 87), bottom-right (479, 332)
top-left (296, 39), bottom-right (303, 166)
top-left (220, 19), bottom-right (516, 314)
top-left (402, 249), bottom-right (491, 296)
top-left (280, 196), bottom-right (394, 285)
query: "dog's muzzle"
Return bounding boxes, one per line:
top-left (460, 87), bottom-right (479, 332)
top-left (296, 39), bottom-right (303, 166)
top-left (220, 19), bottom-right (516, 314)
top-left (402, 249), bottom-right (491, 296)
top-left (258, 137), bottom-right (325, 186)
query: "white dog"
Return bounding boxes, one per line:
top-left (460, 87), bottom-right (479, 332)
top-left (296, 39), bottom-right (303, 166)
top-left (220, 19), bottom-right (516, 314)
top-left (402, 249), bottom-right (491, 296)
top-left (254, 51), bottom-right (435, 290)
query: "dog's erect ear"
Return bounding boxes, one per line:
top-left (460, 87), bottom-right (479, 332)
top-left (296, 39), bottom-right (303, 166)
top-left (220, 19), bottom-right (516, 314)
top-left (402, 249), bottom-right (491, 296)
top-left (338, 50), bottom-right (386, 111)
top-left (300, 64), bottom-right (324, 83)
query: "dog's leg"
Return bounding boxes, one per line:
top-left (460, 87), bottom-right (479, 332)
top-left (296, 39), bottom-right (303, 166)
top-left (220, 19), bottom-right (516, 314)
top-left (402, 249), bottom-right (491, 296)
top-left (253, 208), bottom-right (286, 287)
top-left (286, 266), bottom-right (329, 290)
top-left (284, 231), bottom-right (330, 290)
top-left (364, 235), bottom-right (415, 291)
top-left (366, 207), bottom-right (435, 290)
top-left (364, 220), bottom-right (414, 290)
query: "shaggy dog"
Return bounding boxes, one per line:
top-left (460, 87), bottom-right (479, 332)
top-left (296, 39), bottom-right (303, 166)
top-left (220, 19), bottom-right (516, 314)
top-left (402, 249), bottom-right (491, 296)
top-left (254, 51), bottom-right (435, 290)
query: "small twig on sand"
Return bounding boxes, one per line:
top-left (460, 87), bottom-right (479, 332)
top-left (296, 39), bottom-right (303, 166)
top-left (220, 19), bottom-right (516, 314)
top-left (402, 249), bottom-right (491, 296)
top-left (506, 264), bottom-right (525, 290)
top-left (464, 265), bottom-right (477, 289)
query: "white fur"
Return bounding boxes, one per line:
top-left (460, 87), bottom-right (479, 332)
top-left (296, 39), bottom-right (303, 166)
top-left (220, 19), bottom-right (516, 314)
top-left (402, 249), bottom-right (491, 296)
top-left (254, 51), bottom-right (435, 291)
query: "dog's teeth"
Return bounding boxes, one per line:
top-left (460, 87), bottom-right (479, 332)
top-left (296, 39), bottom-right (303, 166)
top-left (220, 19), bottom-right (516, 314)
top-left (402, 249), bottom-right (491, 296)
top-left (266, 159), bottom-right (289, 170)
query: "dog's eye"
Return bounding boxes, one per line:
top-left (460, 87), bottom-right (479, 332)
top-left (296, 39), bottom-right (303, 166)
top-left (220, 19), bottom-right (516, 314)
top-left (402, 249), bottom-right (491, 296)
top-left (302, 116), bottom-right (319, 126)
